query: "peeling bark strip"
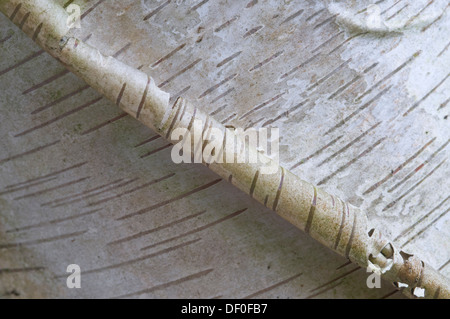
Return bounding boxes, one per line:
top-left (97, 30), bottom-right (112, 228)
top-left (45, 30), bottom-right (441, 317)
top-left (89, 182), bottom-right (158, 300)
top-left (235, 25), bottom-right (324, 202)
top-left (1, 0), bottom-right (449, 299)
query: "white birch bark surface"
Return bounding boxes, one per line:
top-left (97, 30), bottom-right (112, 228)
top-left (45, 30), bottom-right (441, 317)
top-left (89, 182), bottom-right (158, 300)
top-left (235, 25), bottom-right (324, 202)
top-left (0, 0), bottom-right (449, 298)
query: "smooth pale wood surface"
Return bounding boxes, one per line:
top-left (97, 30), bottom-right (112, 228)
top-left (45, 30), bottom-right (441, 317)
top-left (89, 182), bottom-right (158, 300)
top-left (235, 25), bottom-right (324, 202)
top-left (0, 0), bottom-right (448, 298)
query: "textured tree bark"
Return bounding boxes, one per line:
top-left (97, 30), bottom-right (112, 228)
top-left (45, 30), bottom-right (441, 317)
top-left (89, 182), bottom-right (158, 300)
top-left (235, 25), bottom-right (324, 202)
top-left (0, 0), bottom-right (449, 299)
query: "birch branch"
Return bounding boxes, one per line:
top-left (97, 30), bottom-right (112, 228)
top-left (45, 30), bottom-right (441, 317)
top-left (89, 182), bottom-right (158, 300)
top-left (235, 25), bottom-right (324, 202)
top-left (1, 0), bottom-right (449, 299)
